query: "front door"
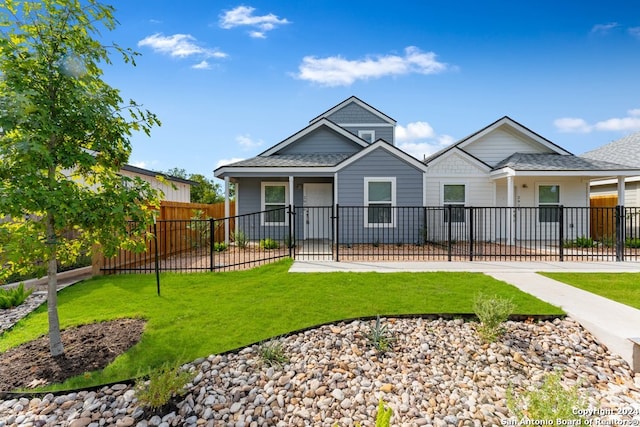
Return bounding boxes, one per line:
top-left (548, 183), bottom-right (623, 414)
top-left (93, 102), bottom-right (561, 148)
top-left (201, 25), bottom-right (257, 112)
top-left (303, 183), bottom-right (333, 239)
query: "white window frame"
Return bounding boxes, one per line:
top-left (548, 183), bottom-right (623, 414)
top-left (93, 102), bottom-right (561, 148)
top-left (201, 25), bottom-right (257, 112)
top-left (358, 130), bottom-right (375, 143)
top-left (537, 183), bottom-right (560, 223)
top-left (442, 183), bottom-right (466, 223)
top-left (364, 177), bottom-right (396, 228)
top-left (261, 181), bottom-right (289, 226)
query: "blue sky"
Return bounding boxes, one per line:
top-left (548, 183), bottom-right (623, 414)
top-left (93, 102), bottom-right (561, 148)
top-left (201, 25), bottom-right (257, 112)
top-left (100, 0), bottom-right (640, 178)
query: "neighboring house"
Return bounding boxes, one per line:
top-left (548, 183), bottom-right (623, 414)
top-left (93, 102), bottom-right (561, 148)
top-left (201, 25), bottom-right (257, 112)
top-left (119, 164), bottom-right (195, 203)
top-left (214, 96), bottom-right (640, 244)
top-left (581, 131), bottom-right (640, 207)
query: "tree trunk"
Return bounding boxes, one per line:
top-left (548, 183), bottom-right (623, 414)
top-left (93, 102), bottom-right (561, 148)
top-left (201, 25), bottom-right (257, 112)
top-left (46, 213), bottom-right (64, 357)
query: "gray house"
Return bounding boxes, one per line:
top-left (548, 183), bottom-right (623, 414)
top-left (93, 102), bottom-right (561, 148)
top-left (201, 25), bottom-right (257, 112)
top-left (214, 97), bottom-right (640, 246)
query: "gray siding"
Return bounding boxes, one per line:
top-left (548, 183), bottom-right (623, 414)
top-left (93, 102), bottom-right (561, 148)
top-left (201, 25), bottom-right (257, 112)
top-left (337, 148), bottom-right (423, 206)
top-left (327, 103), bottom-right (388, 124)
top-left (342, 126), bottom-right (394, 145)
top-left (277, 128), bottom-right (362, 155)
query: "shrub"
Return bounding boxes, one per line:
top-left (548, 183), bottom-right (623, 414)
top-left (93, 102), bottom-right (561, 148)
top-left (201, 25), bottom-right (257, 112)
top-left (134, 363), bottom-right (194, 410)
top-left (473, 293), bottom-right (515, 342)
top-left (232, 230), bottom-right (248, 249)
top-left (213, 242), bottom-right (227, 252)
top-left (0, 283), bottom-right (34, 309)
top-left (626, 238), bottom-right (640, 248)
top-left (258, 338), bottom-right (288, 367)
top-left (563, 236), bottom-right (595, 248)
top-left (185, 210), bottom-right (211, 249)
top-left (365, 315), bottom-right (396, 354)
top-left (507, 370), bottom-right (587, 420)
top-left (259, 238), bottom-right (280, 249)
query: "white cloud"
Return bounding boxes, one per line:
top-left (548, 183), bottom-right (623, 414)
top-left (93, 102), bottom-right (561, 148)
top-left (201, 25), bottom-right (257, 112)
top-left (219, 6), bottom-right (289, 37)
top-left (554, 117), bottom-right (592, 133)
top-left (138, 33), bottom-right (227, 59)
top-left (554, 109), bottom-right (640, 133)
top-left (629, 27), bottom-right (640, 38)
top-left (235, 134), bottom-right (264, 150)
top-left (295, 46), bottom-right (450, 87)
top-left (591, 22), bottom-right (619, 34)
top-left (192, 60), bottom-right (211, 70)
top-left (395, 121), bottom-right (454, 159)
top-left (216, 157), bottom-right (245, 168)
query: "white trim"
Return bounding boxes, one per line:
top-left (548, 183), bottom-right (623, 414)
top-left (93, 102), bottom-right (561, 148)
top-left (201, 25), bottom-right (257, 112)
top-left (339, 140), bottom-right (428, 172)
top-left (422, 172), bottom-right (427, 207)
top-left (260, 181), bottom-right (290, 226)
top-left (427, 147), bottom-right (492, 173)
top-left (490, 168), bottom-right (640, 179)
top-left (340, 123), bottom-right (394, 128)
top-left (358, 130), bottom-right (375, 143)
top-left (364, 177), bottom-right (396, 228)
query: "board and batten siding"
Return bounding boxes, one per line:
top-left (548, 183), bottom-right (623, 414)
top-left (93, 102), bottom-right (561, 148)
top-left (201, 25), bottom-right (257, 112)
top-left (336, 148), bottom-right (424, 206)
top-left (277, 128), bottom-right (362, 155)
top-left (463, 128), bottom-right (552, 167)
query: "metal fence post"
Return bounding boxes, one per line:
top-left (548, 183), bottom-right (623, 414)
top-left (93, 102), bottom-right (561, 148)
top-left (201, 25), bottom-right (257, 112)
top-left (154, 221), bottom-right (160, 296)
top-left (616, 205), bottom-right (625, 262)
top-left (469, 207), bottom-right (474, 261)
top-left (209, 218), bottom-right (215, 271)
top-left (288, 205), bottom-right (293, 259)
top-left (447, 205), bottom-right (452, 262)
top-left (558, 206), bottom-right (564, 262)
top-left (335, 204), bottom-right (340, 262)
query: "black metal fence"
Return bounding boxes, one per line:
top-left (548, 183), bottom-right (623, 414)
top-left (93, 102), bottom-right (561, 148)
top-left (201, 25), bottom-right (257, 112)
top-left (100, 205), bottom-right (640, 274)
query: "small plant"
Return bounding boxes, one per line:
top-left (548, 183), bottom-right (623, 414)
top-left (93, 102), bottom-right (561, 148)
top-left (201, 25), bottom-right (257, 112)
top-left (259, 238), bottom-right (280, 249)
top-left (600, 234), bottom-right (615, 248)
top-left (372, 240), bottom-right (380, 248)
top-left (333, 398), bottom-right (392, 427)
top-left (258, 338), bottom-right (289, 367)
top-left (563, 236), bottom-right (595, 248)
top-left (395, 240), bottom-right (403, 247)
top-left (134, 363), bottom-right (194, 411)
top-left (366, 315), bottom-right (396, 354)
top-left (232, 230), bottom-right (248, 249)
top-left (473, 293), bottom-right (515, 342)
top-left (507, 370), bottom-right (587, 420)
top-left (0, 283), bottom-right (34, 309)
top-left (626, 238), bottom-right (640, 248)
top-left (213, 242), bottom-right (227, 252)
top-left (185, 210), bottom-right (211, 249)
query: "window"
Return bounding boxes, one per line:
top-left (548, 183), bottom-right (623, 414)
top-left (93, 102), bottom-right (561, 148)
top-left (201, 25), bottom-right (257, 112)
top-left (261, 182), bottom-right (289, 225)
top-left (443, 184), bottom-right (465, 223)
top-left (358, 130), bottom-right (375, 143)
top-left (538, 184), bottom-right (560, 223)
top-left (365, 177), bottom-right (395, 227)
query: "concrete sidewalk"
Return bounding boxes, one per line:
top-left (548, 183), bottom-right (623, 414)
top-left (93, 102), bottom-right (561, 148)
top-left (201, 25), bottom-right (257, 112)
top-left (290, 260), bottom-right (640, 371)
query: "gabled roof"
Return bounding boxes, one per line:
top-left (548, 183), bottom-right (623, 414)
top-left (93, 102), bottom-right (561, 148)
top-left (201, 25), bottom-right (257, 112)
top-left (121, 164), bottom-right (197, 185)
top-left (425, 116), bottom-right (572, 164)
top-left (581, 131), bottom-right (640, 167)
top-left (217, 153), bottom-right (351, 168)
top-left (336, 139), bottom-right (427, 172)
top-left (309, 96), bottom-right (396, 125)
top-left (259, 117), bottom-right (368, 157)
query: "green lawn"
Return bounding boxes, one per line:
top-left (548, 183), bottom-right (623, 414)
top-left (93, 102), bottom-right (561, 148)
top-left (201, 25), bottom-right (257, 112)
top-left (541, 272), bottom-right (640, 310)
top-left (2, 259), bottom-right (562, 390)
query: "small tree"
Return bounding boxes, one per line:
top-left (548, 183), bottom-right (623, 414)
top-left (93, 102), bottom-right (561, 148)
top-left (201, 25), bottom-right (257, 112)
top-left (0, 0), bottom-right (161, 356)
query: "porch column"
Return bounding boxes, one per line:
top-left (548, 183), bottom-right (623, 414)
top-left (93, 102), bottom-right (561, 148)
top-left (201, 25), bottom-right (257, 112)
top-left (289, 176), bottom-right (294, 208)
top-left (617, 176), bottom-right (626, 207)
top-left (507, 176), bottom-right (514, 245)
top-left (224, 176), bottom-right (230, 245)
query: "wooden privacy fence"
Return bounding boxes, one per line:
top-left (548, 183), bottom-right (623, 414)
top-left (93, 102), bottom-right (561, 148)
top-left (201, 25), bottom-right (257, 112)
top-left (590, 195), bottom-right (617, 241)
top-left (95, 201), bottom-right (235, 273)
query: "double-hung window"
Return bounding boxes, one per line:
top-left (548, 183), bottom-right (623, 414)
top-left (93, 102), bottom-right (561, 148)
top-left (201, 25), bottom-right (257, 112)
top-left (261, 182), bottom-right (289, 225)
top-left (538, 185), bottom-right (560, 223)
top-left (443, 184), bottom-right (466, 223)
top-left (365, 177), bottom-right (395, 227)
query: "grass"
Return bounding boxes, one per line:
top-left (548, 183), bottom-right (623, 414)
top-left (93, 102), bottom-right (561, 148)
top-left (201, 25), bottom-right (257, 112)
top-left (1, 259), bottom-right (562, 390)
top-left (541, 272), bottom-right (640, 310)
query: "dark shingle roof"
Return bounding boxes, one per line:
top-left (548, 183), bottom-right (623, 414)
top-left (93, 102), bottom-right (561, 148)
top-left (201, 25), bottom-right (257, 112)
top-left (493, 153), bottom-right (637, 171)
top-left (224, 153), bottom-right (352, 168)
top-left (580, 131), bottom-right (640, 167)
